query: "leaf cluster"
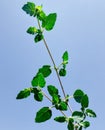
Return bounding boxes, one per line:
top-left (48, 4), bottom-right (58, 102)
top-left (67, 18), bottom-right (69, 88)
top-left (16, 2), bottom-right (97, 130)
top-left (22, 2), bottom-right (57, 43)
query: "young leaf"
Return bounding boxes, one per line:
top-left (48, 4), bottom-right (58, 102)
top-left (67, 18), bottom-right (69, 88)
top-left (79, 121), bottom-right (90, 128)
top-left (27, 27), bottom-right (38, 35)
top-left (43, 13), bottom-right (57, 31)
top-left (86, 109), bottom-right (97, 117)
top-left (59, 68), bottom-right (66, 76)
top-left (34, 33), bottom-right (43, 43)
top-left (38, 65), bottom-right (52, 78)
top-left (62, 51), bottom-right (69, 63)
top-left (47, 85), bottom-right (58, 96)
top-left (67, 118), bottom-right (74, 130)
top-left (31, 73), bottom-right (46, 88)
top-left (81, 94), bottom-right (89, 108)
top-left (16, 88), bottom-right (31, 99)
top-left (73, 89), bottom-right (84, 103)
top-left (35, 6), bottom-right (47, 21)
top-left (35, 5), bottom-right (43, 14)
top-left (35, 107), bottom-right (52, 123)
top-left (54, 116), bottom-right (66, 123)
top-left (22, 2), bottom-right (36, 16)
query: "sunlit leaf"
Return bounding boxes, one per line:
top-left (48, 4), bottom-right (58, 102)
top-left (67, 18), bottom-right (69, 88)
top-left (72, 111), bottom-right (84, 122)
top-left (86, 109), bottom-right (96, 117)
top-left (43, 13), bottom-right (57, 31)
top-left (79, 121), bottom-right (90, 128)
top-left (16, 88), bottom-right (31, 99)
top-left (35, 107), bottom-right (52, 123)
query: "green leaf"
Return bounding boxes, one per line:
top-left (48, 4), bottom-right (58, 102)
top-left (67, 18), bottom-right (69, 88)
top-left (37, 10), bottom-right (46, 21)
top-left (27, 27), bottom-right (38, 35)
top-left (31, 76), bottom-right (38, 87)
top-left (34, 33), bottom-right (43, 43)
top-left (59, 101), bottom-right (68, 111)
top-left (35, 5), bottom-right (42, 14)
top-left (72, 111), bottom-right (84, 122)
top-left (34, 92), bottom-right (43, 102)
top-left (73, 89), bottom-right (84, 103)
top-left (79, 121), bottom-right (90, 128)
top-left (31, 73), bottom-right (46, 88)
top-left (22, 2), bottom-right (36, 16)
top-left (59, 68), bottom-right (66, 76)
top-left (35, 107), bottom-right (52, 123)
top-left (35, 5), bottom-right (47, 21)
top-left (72, 111), bottom-right (83, 117)
top-left (86, 109), bottom-right (97, 117)
top-left (53, 94), bottom-right (60, 104)
top-left (38, 65), bottom-right (52, 78)
top-left (31, 87), bottom-right (43, 101)
top-left (31, 87), bottom-right (41, 93)
top-left (16, 88), bottom-right (31, 99)
top-left (54, 116), bottom-right (66, 123)
top-left (81, 94), bottom-right (89, 108)
top-left (67, 118), bottom-right (74, 130)
top-left (36, 73), bottom-right (46, 87)
top-left (62, 51), bottom-right (69, 63)
top-left (47, 85), bottom-right (58, 96)
top-left (43, 13), bottom-right (57, 31)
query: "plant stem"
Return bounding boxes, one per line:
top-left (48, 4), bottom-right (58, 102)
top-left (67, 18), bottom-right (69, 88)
top-left (43, 37), bottom-right (66, 98)
top-left (42, 91), bottom-right (52, 102)
top-left (37, 18), bottom-right (66, 98)
top-left (43, 37), bottom-right (73, 114)
top-left (37, 18), bottom-right (73, 113)
top-left (60, 110), bottom-right (67, 117)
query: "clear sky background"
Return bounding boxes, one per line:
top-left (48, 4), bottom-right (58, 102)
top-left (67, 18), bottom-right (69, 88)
top-left (0, 0), bottom-right (105, 130)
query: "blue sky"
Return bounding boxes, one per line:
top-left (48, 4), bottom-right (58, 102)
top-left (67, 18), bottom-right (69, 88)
top-left (0, 0), bottom-right (105, 130)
